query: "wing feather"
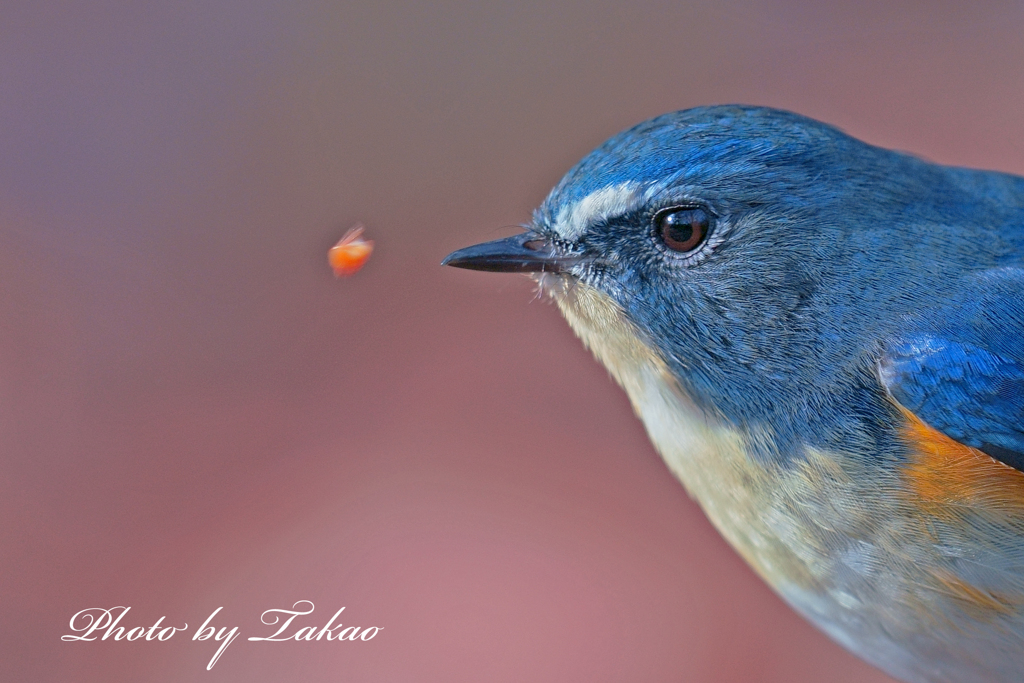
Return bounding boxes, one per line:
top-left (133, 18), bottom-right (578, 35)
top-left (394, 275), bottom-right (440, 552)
top-left (880, 268), bottom-right (1024, 470)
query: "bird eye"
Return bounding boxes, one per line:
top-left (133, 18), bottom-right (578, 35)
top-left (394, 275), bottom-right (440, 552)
top-left (655, 207), bottom-right (711, 253)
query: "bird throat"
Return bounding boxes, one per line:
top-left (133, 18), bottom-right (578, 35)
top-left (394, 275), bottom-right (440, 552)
top-left (536, 276), bottom-right (754, 524)
top-left (536, 275), bottom-right (835, 594)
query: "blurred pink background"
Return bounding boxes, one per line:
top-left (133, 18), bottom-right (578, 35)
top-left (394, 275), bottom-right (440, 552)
top-left (3, 2), bottom-right (1023, 681)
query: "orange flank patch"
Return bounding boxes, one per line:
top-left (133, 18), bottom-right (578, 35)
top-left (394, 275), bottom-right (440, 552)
top-left (900, 406), bottom-right (1024, 513)
top-left (899, 408), bottom-right (1024, 623)
top-left (328, 223), bottom-right (374, 277)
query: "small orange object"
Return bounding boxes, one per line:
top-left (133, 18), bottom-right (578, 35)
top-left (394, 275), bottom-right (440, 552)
top-left (328, 223), bottom-right (374, 276)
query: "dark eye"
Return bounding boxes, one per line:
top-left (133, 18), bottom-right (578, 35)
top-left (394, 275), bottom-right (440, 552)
top-left (655, 207), bottom-right (711, 253)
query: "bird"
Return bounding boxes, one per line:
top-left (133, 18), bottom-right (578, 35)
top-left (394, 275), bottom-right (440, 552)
top-left (442, 105), bottom-right (1024, 683)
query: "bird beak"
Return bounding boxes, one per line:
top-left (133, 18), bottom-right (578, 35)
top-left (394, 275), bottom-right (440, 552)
top-left (442, 232), bottom-right (579, 273)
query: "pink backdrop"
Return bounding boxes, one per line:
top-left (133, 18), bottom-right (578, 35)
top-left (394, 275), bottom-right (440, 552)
top-left (4, 2), bottom-right (1024, 681)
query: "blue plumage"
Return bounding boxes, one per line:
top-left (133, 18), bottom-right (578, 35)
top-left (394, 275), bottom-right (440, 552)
top-left (537, 106), bottom-right (1024, 468)
top-left (445, 105), bottom-right (1024, 683)
top-left (882, 268), bottom-right (1024, 467)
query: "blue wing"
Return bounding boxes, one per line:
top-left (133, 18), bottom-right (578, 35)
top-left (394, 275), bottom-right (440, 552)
top-left (880, 268), bottom-right (1024, 471)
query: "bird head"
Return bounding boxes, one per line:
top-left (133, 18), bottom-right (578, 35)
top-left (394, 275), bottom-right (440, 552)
top-left (444, 105), bottom-right (964, 439)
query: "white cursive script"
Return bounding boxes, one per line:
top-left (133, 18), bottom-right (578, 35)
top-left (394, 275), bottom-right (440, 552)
top-left (192, 607), bottom-right (240, 670)
top-left (62, 607), bottom-right (188, 642)
top-left (62, 601), bottom-right (380, 671)
top-left (248, 601), bottom-right (382, 642)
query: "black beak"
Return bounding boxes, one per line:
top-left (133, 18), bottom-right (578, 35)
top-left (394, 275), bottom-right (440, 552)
top-left (441, 233), bottom-right (578, 273)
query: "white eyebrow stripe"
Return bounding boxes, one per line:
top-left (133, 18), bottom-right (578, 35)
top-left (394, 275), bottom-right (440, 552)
top-left (553, 181), bottom-right (645, 240)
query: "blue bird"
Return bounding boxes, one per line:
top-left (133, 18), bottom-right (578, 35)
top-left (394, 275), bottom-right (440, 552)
top-left (443, 105), bottom-right (1024, 683)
